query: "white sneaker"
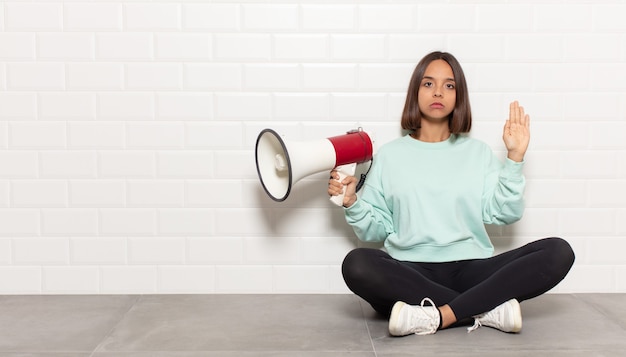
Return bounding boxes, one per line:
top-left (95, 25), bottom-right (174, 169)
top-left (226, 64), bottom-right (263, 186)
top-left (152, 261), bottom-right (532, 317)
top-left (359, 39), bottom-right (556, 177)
top-left (388, 298), bottom-right (440, 336)
top-left (467, 299), bottom-right (522, 333)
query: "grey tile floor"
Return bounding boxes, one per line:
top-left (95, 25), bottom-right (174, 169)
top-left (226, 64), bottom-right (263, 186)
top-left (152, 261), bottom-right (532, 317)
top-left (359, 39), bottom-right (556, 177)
top-left (0, 294), bottom-right (623, 356)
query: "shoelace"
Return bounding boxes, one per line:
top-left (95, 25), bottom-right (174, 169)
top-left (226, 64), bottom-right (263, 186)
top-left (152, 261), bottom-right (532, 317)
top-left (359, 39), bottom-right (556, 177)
top-left (467, 318), bottom-right (482, 333)
top-left (412, 297), bottom-right (440, 335)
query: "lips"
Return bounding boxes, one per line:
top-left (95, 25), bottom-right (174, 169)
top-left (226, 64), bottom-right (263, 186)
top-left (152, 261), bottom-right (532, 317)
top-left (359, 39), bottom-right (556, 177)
top-left (430, 102), bottom-right (444, 109)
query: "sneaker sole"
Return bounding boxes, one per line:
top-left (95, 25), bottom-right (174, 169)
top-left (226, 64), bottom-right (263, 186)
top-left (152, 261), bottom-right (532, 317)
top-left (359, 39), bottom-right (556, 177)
top-left (388, 301), bottom-right (408, 336)
top-left (508, 299), bottom-right (523, 333)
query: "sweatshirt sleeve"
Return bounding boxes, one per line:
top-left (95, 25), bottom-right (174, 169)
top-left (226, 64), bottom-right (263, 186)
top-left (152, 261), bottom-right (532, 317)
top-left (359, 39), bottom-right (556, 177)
top-left (343, 160), bottom-right (394, 243)
top-left (482, 154), bottom-right (526, 225)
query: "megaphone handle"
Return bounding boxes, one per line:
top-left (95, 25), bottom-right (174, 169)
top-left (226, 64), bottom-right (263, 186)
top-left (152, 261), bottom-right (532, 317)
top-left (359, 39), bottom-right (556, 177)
top-left (329, 163), bottom-right (357, 207)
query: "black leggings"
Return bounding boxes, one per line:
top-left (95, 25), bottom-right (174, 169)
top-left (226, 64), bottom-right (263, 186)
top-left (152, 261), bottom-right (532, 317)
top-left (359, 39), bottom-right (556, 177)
top-left (342, 237), bottom-right (575, 320)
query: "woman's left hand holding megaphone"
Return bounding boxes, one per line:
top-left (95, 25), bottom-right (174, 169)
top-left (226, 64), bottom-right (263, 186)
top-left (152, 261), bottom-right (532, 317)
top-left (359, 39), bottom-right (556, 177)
top-left (329, 170), bottom-right (358, 208)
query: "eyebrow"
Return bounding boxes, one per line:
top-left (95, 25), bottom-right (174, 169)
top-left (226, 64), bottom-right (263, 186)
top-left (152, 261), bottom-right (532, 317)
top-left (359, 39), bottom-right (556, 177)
top-left (422, 76), bottom-right (455, 82)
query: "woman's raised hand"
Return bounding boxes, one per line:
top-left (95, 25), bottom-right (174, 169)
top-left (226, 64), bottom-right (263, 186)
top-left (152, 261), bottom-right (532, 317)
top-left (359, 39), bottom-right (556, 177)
top-left (503, 101), bottom-right (530, 162)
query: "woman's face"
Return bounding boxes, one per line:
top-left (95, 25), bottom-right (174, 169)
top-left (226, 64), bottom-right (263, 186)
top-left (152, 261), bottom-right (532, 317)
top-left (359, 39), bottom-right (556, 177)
top-left (417, 59), bottom-right (456, 123)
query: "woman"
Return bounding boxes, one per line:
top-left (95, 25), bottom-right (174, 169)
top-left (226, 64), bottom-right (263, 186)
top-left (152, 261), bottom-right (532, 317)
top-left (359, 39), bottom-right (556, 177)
top-left (328, 51), bottom-right (574, 336)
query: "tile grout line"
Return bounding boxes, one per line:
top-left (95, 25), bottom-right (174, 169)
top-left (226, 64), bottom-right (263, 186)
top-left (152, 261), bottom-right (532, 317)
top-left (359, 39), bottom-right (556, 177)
top-left (89, 294), bottom-right (142, 357)
top-left (358, 297), bottom-right (379, 357)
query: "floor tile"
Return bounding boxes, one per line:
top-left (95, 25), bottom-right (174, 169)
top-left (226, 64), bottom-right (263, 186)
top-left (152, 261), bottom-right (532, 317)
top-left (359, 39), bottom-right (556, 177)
top-left (95, 294), bottom-right (373, 354)
top-left (0, 295), bottom-right (137, 353)
top-left (364, 294), bottom-right (626, 355)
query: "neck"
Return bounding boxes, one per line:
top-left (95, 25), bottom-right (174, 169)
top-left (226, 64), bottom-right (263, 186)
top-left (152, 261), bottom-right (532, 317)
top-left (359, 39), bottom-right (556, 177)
top-left (412, 124), bottom-right (451, 143)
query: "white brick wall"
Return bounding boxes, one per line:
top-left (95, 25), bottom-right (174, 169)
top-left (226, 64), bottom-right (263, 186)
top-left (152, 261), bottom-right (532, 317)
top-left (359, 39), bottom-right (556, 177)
top-left (0, 1), bottom-right (624, 294)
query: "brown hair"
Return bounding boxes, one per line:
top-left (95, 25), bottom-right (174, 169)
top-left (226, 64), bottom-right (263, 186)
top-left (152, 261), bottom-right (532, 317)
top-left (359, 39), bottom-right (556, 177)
top-left (400, 51), bottom-right (472, 134)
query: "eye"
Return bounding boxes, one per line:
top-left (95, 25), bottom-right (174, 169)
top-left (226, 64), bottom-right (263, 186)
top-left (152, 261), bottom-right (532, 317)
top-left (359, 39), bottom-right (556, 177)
top-left (446, 83), bottom-right (455, 89)
top-left (422, 81), bottom-right (433, 88)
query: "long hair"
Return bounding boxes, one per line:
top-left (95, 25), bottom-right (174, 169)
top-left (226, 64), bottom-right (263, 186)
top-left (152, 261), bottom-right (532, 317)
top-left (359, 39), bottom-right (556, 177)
top-left (400, 51), bottom-right (472, 134)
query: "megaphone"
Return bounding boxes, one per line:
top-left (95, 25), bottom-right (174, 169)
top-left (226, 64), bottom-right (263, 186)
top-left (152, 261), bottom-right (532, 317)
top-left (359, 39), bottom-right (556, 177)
top-left (255, 128), bottom-right (373, 205)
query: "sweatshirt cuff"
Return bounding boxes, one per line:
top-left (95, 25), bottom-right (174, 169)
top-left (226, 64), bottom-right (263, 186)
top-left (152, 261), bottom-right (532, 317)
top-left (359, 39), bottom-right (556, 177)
top-left (503, 158), bottom-right (525, 179)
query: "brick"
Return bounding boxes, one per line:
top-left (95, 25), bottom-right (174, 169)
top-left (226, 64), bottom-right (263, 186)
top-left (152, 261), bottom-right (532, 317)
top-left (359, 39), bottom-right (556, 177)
top-left (0, 209), bottom-right (40, 236)
top-left (215, 34), bottom-right (271, 60)
top-left (301, 5), bottom-right (355, 31)
top-left (564, 35), bottom-right (622, 62)
top-left (183, 3), bottom-right (239, 31)
top-left (274, 35), bottom-right (328, 60)
top-left (157, 152), bottom-right (213, 178)
top-left (244, 236), bottom-right (301, 264)
top-left (124, 3), bottom-right (180, 30)
top-left (473, 64), bottom-right (532, 91)
top-left (244, 64), bottom-right (300, 90)
top-left (98, 93), bottom-right (154, 121)
top-left (98, 152), bottom-right (155, 178)
top-left (505, 35), bottom-right (563, 62)
top-left (591, 63), bottom-right (626, 90)
top-left (100, 209), bottom-right (156, 236)
top-left (590, 122), bottom-right (626, 149)
top-left (184, 64), bottom-right (242, 90)
top-left (68, 63), bottom-right (123, 90)
top-left (476, 5), bottom-right (532, 32)
top-left (158, 266), bottom-right (215, 293)
top-left (0, 267), bottom-right (41, 293)
top-left (157, 93), bottom-right (213, 121)
top-left (100, 266), bottom-right (157, 293)
top-left (37, 33), bottom-right (94, 60)
top-left (0, 239), bottom-right (10, 263)
top-left (42, 209), bottom-right (98, 236)
top-left (127, 122), bottom-right (185, 149)
top-left (332, 93), bottom-right (386, 120)
top-left (9, 122), bottom-right (66, 149)
top-left (274, 266), bottom-right (329, 293)
top-left (40, 93), bottom-right (96, 120)
top-left (389, 34), bottom-right (446, 61)
top-left (417, 5), bottom-right (475, 32)
top-left (185, 122), bottom-right (243, 149)
top-left (215, 266), bottom-right (272, 293)
top-left (96, 33), bottom-right (152, 60)
top-left (302, 64), bottom-right (357, 90)
top-left (588, 181), bottom-right (626, 207)
top-left (43, 267), bottom-right (99, 294)
top-left (331, 35), bottom-right (385, 61)
top-left (7, 63), bottom-right (65, 90)
top-left (185, 180), bottom-right (242, 208)
top-left (64, 3), bottom-right (122, 30)
top-left (560, 151), bottom-right (617, 179)
top-left (13, 238), bottom-right (69, 264)
top-left (215, 94), bottom-right (271, 120)
top-left (5, 3), bottom-right (62, 30)
top-left (70, 237), bottom-right (126, 265)
top-left (0, 33), bottom-right (35, 60)
top-left (594, 5), bottom-right (626, 31)
top-left (0, 152), bottom-right (38, 178)
top-left (128, 181), bottom-right (184, 207)
top-left (68, 122), bottom-right (125, 149)
top-left (158, 209), bottom-right (213, 236)
top-left (128, 237), bottom-right (185, 264)
top-left (535, 5), bottom-right (592, 32)
top-left (447, 35), bottom-right (506, 62)
top-left (156, 34), bottom-right (211, 60)
top-left (358, 64), bottom-right (414, 91)
top-left (525, 180), bottom-right (587, 208)
top-left (69, 180), bottom-right (126, 207)
top-left (533, 64), bottom-right (589, 91)
top-left (11, 180), bottom-right (67, 208)
top-left (242, 4), bottom-right (298, 31)
top-left (275, 94), bottom-right (330, 120)
top-left (188, 236), bottom-right (243, 264)
top-left (359, 5), bottom-right (415, 31)
top-left (126, 63), bottom-right (182, 90)
top-left (559, 209), bottom-right (616, 236)
top-left (0, 93), bottom-right (37, 120)
top-left (40, 151), bottom-right (96, 179)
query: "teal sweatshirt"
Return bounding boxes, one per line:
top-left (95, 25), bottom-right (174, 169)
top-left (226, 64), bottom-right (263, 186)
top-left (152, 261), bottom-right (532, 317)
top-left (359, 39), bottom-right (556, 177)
top-left (344, 134), bottom-right (525, 263)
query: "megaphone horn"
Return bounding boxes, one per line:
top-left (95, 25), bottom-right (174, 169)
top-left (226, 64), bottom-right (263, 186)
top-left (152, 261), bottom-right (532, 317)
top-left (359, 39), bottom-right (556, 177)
top-left (255, 128), bottom-right (373, 203)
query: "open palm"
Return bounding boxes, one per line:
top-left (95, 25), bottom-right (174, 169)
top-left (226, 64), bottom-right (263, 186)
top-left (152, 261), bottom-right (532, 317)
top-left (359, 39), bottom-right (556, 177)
top-left (503, 101), bottom-right (530, 162)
